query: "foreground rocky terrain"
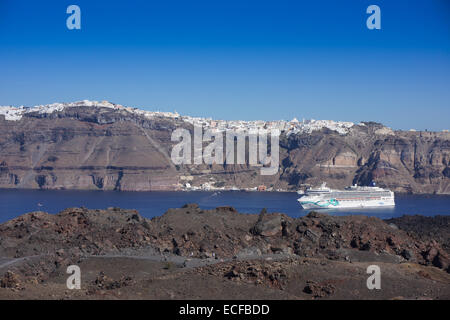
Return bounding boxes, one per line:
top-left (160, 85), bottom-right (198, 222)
top-left (0, 205), bottom-right (449, 300)
top-left (0, 101), bottom-right (449, 194)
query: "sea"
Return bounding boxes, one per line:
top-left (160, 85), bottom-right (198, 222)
top-left (0, 190), bottom-right (449, 223)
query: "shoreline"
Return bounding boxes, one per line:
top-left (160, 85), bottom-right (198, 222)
top-left (1, 187), bottom-right (450, 196)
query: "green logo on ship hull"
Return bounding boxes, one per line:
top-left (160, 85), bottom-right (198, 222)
top-left (300, 198), bottom-right (340, 208)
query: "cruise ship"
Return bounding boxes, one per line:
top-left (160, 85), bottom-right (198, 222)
top-left (297, 182), bottom-right (395, 209)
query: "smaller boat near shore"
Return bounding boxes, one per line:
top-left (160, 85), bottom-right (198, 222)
top-left (297, 182), bottom-right (395, 209)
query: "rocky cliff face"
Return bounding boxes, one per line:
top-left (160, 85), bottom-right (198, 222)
top-left (0, 104), bottom-right (449, 193)
top-left (0, 106), bottom-right (181, 191)
top-left (281, 123), bottom-right (450, 194)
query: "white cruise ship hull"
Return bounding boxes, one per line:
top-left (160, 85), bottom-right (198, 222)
top-left (297, 183), bottom-right (395, 210)
top-left (298, 198), bottom-right (395, 210)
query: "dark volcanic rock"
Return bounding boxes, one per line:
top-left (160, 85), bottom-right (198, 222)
top-left (386, 215), bottom-right (450, 252)
top-left (0, 271), bottom-right (23, 290)
top-left (250, 209), bottom-right (284, 237)
top-left (1, 204), bottom-right (450, 282)
top-left (92, 271), bottom-right (134, 290)
top-left (0, 208), bottom-right (153, 258)
top-left (1, 204), bottom-right (450, 300)
top-left (303, 280), bottom-right (336, 298)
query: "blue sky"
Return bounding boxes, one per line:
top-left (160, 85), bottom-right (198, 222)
top-left (1, 0), bottom-right (449, 130)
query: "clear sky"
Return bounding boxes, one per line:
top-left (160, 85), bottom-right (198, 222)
top-left (1, 0), bottom-right (449, 130)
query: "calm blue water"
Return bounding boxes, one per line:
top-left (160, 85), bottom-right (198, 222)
top-left (0, 190), bottom-right (450, 223)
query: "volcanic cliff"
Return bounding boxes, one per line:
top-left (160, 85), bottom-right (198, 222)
top-left (0, 101), bottom-right (449, 194)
